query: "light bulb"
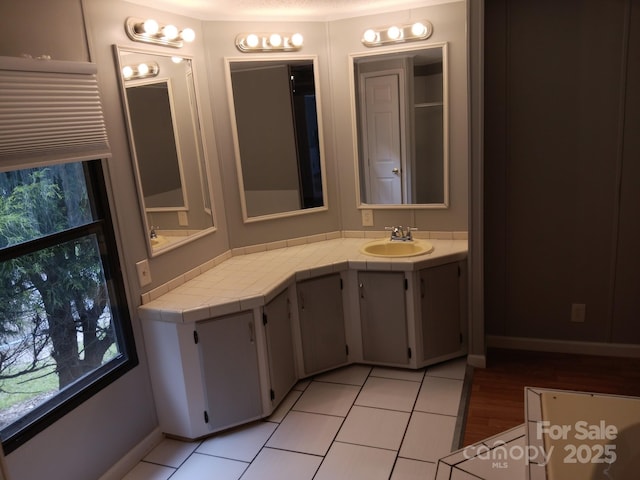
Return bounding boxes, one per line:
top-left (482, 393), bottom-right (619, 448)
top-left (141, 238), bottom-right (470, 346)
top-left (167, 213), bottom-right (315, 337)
top-left (171, 56), bottom-right (183, 64)
top-left (122, 66), bottom-right (133, 79)
top-left (411, 22), bottom-right (427, 37)
top-left (291, 33), bottom-right (303, 47)
top-left (363, 29), bottom-right (377, 44)
top-left (181, 28), bottom-right (196, 42)
top-left (246, 34), bottom-right (259, 48)
top-left (142, 19), bottom-right (159, 35)
top-left (162, 24), bottom-right (179, 40)
top-left (137, 63), bottom-right (149, 76)
top-left (269, 33), bottom-right (282, 47)
top-left (387, 26), bottom-right (401, 40)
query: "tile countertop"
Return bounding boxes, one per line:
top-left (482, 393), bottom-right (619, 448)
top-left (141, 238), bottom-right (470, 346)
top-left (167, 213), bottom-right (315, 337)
top-left (138, 236), bottom-right (468, 325)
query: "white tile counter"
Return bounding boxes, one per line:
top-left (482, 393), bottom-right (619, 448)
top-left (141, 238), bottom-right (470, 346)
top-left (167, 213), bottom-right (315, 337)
top-left (138, 235), bottom-right (467, 325)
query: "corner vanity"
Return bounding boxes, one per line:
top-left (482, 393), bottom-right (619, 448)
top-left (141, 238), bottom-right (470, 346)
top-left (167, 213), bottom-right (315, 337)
top-left (139, 233), bottom-right (467, 440)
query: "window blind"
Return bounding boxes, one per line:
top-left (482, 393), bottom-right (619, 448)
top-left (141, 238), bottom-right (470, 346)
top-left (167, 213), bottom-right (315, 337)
top-left (0, 56), bottom-right (111, 169)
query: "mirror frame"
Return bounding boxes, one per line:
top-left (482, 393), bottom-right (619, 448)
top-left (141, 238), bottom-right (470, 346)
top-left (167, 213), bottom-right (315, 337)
top-left (224, 55), bottom-right (329, 223)
top-left (349, 42), bottom-right (449, 209)
top-left (114, 45), bottom-right (217, 256)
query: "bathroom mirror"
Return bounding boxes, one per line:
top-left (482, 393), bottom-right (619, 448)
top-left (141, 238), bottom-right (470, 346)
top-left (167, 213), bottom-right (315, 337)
top-left (115, 47), bottom-right (215, 255)
top-left (225, 56), bottom-right (327, 222)
top-left (351, 43), bottom-right (448, 207)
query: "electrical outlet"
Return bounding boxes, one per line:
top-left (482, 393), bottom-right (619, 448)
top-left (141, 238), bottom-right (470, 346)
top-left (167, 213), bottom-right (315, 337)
top-left (136, 259), bottom-right (152, 287)
top-left (178, 211), bottom-right (188, 226)
top-left (571, 303), bottom-right (586, 323)
top-left (361, 209), bottom-right (374, 227)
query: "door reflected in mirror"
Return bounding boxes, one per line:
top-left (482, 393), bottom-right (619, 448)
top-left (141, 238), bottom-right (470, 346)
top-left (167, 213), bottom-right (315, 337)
top-left (115, 47), bottom-right (215, 255)
top-left (352, 43), bottom-right (448, 207)
top-left (226, 56), bottom-right (327, 222)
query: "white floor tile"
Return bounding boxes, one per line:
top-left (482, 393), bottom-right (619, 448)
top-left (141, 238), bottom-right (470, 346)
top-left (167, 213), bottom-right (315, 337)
top-left (450, 468), bottom-right (481, 480)
top-left (336, 405), bottom-right (410, 450)
top-left (121, 462), bottom-right (175, 480)
top-left (391, 458), bottom-right (437, 480)
top-left (315, 364), bottom-right (372, 385)
top-left (425, 357), bottom-right (467, 380)
top-left (265, 411), bottom-right (343, 456)
top-left (168, 453), bottom-right (248, 480)
top-left (314, 442), bottom-right (397, 480)
top-left (414, 376), bottom-right (463, 416)
top-left (293, 381), bottom-right (360, 416)
top-left (143, 438), bottom-right (198, 468)
top-left (355, 376), bottom-right (421, 412)
top-left (239, 447), bottom-right (321, 480)
top-left (267, 389), bottom-right (302, 423)
top-left (370, 367), bottom-right (425, 382)
top-left (197, 421), bottom-right (277, 462)
top-left (399, 412), bottom-right (456, 462)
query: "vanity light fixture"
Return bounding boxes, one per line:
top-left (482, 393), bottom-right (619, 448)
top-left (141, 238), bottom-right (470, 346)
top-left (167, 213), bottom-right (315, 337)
top-left (235, 32), bottom-right (304, 52)
top-left (361, 20), bottom-right (433, 47)
top-left (121, 62), bottom-right (159, 80)
top-left (125, 17), bottom-right (195, 48)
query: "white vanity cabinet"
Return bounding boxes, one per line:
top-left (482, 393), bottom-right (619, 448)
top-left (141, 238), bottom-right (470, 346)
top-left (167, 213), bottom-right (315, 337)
top-left (358, 271), bottom-right (412, 366)
top-left (418, 261), bottom-right (467, 363)
top-left (141, 310), bottom-right (264, 439)
top-left (262, 288), bottom-right (297, 408)
top-left (296, 273), bottom-right (348, 376)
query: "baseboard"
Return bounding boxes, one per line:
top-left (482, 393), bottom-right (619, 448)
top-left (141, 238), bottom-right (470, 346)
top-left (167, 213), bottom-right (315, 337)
top-left (486, 335), bottom-right (640, 358)
top-left (98, 427), bottom-right (163, 480)
top-left (466, 353), bottom-right (486, 368)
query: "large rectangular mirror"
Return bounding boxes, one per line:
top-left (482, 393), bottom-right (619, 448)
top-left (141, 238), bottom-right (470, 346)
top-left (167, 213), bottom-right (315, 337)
top-left (115, 47), bottom-right (216, 255)
top-left (351, 43), bottom-right (448, 207)
top-left (225, 56), bottom-right (328, 222)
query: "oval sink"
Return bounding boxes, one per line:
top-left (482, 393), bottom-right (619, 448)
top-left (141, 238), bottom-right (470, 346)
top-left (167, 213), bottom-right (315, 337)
top-left (151, 235), bottom-right (169, 248)
top-left (360, 238), bottom-right (434, 258)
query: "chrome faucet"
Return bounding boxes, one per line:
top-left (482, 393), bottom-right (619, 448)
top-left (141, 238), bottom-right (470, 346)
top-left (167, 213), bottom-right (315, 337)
top-left (385, 226), bottom-right (416, 241)
top-left (149, 226), bottom-right (158, 239)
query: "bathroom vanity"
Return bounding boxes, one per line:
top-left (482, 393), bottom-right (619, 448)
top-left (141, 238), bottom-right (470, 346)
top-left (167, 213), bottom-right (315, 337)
top-left (139, 234), bottom-right (467, 440)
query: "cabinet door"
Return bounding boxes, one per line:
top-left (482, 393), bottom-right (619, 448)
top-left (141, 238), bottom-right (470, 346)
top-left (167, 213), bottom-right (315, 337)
top-left (421, 262), bottom-right (463, 361)
top-left (359, 271), bottom-right (410, 365)
top-left (297, 274), bottom-right (347, 375)
top-left (197, 311), bottom-right (262, 430)
top-left (264, 289), bottom-right (297, 407)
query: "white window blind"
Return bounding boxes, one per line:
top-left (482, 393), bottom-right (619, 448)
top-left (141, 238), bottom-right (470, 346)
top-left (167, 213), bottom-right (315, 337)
top-left (0, 56), bottom-right (111, 169)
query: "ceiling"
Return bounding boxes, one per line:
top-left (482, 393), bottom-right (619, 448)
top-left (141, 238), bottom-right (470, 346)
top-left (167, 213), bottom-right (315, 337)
top-left (125, 0), bottom-right (456, 22)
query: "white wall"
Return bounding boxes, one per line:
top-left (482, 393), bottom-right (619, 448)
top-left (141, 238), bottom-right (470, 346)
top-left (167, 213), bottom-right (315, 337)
top-left (328, 2), bottom-right (469, 232)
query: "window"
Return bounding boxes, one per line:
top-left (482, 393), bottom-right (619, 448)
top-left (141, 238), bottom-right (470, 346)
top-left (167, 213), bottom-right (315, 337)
top-left (0, 160), bottom-right (137, 454)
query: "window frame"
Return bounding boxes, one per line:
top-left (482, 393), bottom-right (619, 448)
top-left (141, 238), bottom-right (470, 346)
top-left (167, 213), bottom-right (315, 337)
top-left (0, 159), bottom-right (138, 454)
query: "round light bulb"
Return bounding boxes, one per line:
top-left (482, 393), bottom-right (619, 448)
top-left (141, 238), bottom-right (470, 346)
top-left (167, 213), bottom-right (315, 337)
top-left (411, 22), bottom-right (427, 37)
top-left (171, 56), bottom-right (183, 64)
top-left (246, 34), bottom-right (259, 48)
top-left (181, 28), bottom-right (196, 43)
top-left (291, 33), bottom-right (304, 47)
top-left (387, 26), bottom-right (401, 40)
top-left (142, 19), bottom-right (159, 35)
top-left (269, 33), bottom-right (282, 47)
top-left (363, 29), bottom-right (377, 44)
top-left (122, 66), bottom-right (134, 79)
top-left (162, 24), bottom-right (179, 40)
top-left (137, 63), bottom-right (149, 76)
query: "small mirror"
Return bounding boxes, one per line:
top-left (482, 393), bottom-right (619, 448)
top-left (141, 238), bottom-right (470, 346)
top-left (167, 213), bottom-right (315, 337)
top-left (115, 47), bottom-right (215, 254)
top-left (226, 56), bottom-right (327, 222)
top-left (351, 43), bottom-right (448, 207)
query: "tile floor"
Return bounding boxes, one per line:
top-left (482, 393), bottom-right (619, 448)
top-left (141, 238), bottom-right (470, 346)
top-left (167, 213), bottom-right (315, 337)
top-left (122, 357), bottom-right (468, 480)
